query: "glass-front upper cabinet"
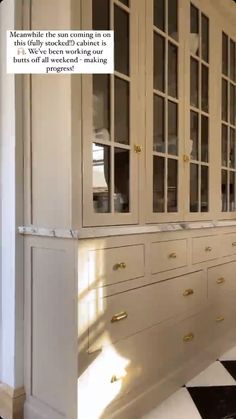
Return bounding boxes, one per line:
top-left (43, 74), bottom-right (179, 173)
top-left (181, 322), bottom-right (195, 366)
top-left (82, 0), bottom-right (140, 226)
top-left (146, 0), bottom-right (183, 222)
top-left (81, 0), bottom-right (236, 227)
top-left (188, 3), bottom-right (210, 216)
top-left (221, 32), bottom-right (236, 213)
top-left (146, 0), bottom-right (212, 222)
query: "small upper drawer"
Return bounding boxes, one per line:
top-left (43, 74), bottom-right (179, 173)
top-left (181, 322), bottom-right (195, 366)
top-left (88, 271), bottom-right (206, 352)
top-left (192, 236), bottom-right (220, 264)
top-left (208, 261), bottom-right (236, 302)
top-left (222, 233), bottom-right (236, 257)
top-left (151, 239), bottom-right (187, 274)
top-left (88, 244), bottom-right (145, 287)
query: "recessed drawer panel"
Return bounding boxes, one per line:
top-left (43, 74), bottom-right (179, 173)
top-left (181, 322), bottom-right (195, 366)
top-left (192, 236), bottom-right (220, 264)
top-left (208, 262), bottom-right (236, 306)
top-left (151, 239), bottom-right (187, 274)
top-left (222, 233), bottom-right (236, 257)
top-left (88, 271), bottom-right (206, 352)
top-left (88, 245), bottom-right (145, 287)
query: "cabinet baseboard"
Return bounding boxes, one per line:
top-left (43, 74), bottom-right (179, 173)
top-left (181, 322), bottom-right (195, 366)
top-left (0, 383), bottom-right (25, 419)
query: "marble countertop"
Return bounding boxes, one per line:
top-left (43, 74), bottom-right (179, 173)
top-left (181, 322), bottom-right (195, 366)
top-left (18, 220), bottom-right (236, 239)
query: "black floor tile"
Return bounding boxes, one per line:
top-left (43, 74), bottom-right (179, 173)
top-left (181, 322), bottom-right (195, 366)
top-left (221, 361), bottom-right (236, 382)
top-left (188, 386), bottom-right (236, 419)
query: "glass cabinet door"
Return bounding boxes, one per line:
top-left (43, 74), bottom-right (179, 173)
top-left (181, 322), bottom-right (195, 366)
top-left (83, 0), bottom-right (139, 226)
top-left (221, 32), bottom-right (236, 212)
top-left (188, 3), bottom-right (210, 215)
top-left (146, 0), bottom-right (182, 222)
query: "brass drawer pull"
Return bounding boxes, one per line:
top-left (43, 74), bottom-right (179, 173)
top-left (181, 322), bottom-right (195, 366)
top-left (183, 333), bottom-right (194, 342)
top-left (111, 311), bottom-right (128, 323)
top-left (205, 246), bottom-right (212, 252)
top-left (216, 277), bottom-right (225, 284)
top-left (111, 375), bottom-right (123, 383)
top-left (216, 316), bottom-right (225, 323)
top-left (183, 289), bottom-right (194, 297)
top-left (113, 262), bottom-right (126, 270)
top-left (169, 252), bottom-right (177, 259)
top-left (232, 242), bottom-right (236, 247)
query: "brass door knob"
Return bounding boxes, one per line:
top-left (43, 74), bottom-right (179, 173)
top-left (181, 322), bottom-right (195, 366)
top-left (216, 277), bottom-right (225, 284)
top-left (134, 144), bottom-right (142, 153)
top-left (169, 252), bottom-right (177, 259)
top-left (183, 333), bottom-right (194, 342)
top-left (205, 246), bottom-right (212, 252)
top-left (183, 154), bottom-right (190, 162)
top-left (111, 311), bottom-right (128, 323)
top-left (183, 289), bottom-right (194, 297)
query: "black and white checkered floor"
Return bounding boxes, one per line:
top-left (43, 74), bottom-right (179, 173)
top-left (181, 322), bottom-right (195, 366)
top-left (142, 346), bottom-right (236, 419)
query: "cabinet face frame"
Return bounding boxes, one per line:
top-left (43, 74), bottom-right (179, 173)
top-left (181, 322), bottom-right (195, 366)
top-left (82, 0), bottom-right (141, 227)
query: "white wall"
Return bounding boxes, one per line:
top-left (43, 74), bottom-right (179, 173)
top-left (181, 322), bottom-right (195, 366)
top-left (0, 0), bottom-right (24, 388)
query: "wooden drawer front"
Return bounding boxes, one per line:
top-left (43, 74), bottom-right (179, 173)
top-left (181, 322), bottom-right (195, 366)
top-left (88, 245), bottom-right (145, 287)
top-left (208, 262), bottom-right (236, 306)
top-left (192, 236), bottom-right (220, 264)
top-left (207, 304), bottom-right (236, 357)
top-left (151, 239), bottom-right (187, 273)
top-left (222, 233), bottom-right (236, 256)
top-left (88, 271), bottom-right (206, 352)
top-left (80, 311), bottom-right (211, 413)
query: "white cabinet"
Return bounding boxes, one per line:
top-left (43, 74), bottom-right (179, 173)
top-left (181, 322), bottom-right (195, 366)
top-left (22, 1), bottom-right (236, 419)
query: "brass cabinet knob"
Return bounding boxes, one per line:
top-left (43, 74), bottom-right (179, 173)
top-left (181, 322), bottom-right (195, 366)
top-left (134, 144), bottom-right (142, 153)
top-left (205, 246), bottom-right (212, 252)
top-left (183, 154), bottom-right (190, 162)
top-left (183, 289), bottom-right (194, 297)
top-left (232, 242), bottom-right (236, 247)
top-left (216, 277), bottom-right (225, 284)
top-left (113, 262), bottom-right (126, 270)
top-left (169, 252), bottom-right (177, 259)
top-left (111, 311), bottom-right (128, 323)
top-left (216, 316), bottom-right (225, 323)
top-left (183, 333), bottom-right (194, 342)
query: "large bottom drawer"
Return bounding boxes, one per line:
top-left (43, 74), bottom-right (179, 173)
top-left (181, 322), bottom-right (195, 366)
top-left (88, 271), bottom-right (206, 352)
top-left (79, 306), bottom-right (236, 419)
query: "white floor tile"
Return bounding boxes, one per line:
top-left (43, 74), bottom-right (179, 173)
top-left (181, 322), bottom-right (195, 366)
top-left (219, 346), bottom-right (236, 361)
top-left (141, 388), bottom-right (202, 419)
top-left (186, 361), bottom-right (236, 387)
